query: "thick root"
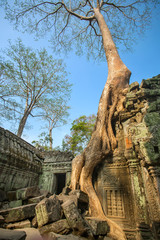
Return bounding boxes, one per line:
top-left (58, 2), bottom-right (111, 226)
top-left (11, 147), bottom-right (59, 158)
top-left (70, 154), bottom-right (84, 190)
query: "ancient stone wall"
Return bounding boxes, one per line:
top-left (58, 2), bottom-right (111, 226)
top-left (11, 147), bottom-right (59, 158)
top-left (94, 75), bottom-right (160, 240)
top-left (0, 127), bottom-right (43, 192)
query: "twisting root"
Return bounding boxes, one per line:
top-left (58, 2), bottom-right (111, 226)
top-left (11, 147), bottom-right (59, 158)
top-left (70, 153), bottom-right (84, 190)
top-left (70, 75), bottom-right (130, 240)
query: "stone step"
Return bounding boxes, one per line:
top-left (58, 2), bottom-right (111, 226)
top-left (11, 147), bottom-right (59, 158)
top-left (0, 203), bottom-right (36, 223)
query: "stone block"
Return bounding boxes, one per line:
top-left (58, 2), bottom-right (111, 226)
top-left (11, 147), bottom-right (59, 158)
top-left (0, 190), bottom-right (7, 201)
top-left (40, 189), bottom-right (52, 198)
top-left (58, 194), bottom-right (77, 205)
top-left (0, 203), bottom-right (36, 223)
top-left (0, 228), bottom-right (26, 240)
top-left (28, 195), bottom-right (45, 204)
top-left (7, 191), bottom-right (17, 201)
top-left (16, 186), bottom-right (40, 200)
top-left (15, 228), bottom-right (43, 240)
top-left (9, 200), bottom-right (22, 208)
top-left (69, 190), bottom-right (89, 204)
top-left (0, 202), bottom-right (10, 210)
top-left (35, 194), bottom-right (61, 227)
top-left (85, 217), bottom-right (109, 236)
top-left (128, 81), bottom-right (139, 92)
top-left (61, 200), bottom-right (89, 236)
top-left (39, 219), bottom-right (71, 236)
top-left (61, 186), bottom-right (71, 195)
top-left (69, 190), bottom-right (89, 214)
top-left (6, 219), bottom-right (31, 229)
top-left (0, 215), bottom-right (4, 224)
top-left (31, 216), bottom-right (38, 228)
top-left (44, 232), bottom-right (88, 240)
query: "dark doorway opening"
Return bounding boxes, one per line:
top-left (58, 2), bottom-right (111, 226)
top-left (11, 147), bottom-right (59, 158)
top-left (55, 173), bottom-right (66, 194)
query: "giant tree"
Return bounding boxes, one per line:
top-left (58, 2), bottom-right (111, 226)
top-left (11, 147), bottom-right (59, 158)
top-left (0, 39), bottom-right (71, 137)
top-left (4, 1), bottom-right (159, 239)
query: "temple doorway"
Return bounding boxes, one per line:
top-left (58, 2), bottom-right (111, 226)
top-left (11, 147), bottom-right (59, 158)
top-left (55, 173), bottom-right (66, 194)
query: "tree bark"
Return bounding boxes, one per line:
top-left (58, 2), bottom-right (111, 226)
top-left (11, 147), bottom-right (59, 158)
top-left (70, 8), bottom-right (131, 240)
top-left (17, 110), bottom-right (30, 137)
top-left (49, 128), bottom-right (53, 150)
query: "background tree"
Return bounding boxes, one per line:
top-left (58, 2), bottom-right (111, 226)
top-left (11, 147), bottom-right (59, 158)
top-left (4, 1), bottom-right (159, 239)
top-left (39, 98), bottom-right (70, 150)
top-left (0, 39), bottom-right (71, 137)
top-left (62, 114), bottom-right (96, 155)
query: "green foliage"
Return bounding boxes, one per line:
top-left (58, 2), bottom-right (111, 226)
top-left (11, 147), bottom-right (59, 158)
top-left (0, 39), bottom-right (72, 136)
top-left (62, 114), bottom-right (96, 155)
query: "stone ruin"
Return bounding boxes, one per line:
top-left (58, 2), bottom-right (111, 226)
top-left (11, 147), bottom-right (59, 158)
top-left (0, 75), bottom-right (160, 240)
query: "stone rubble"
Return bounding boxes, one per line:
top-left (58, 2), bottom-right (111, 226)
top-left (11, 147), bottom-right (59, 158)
top-left (0, 228), bottom-right (26, 240)
top-left (0, 186), bottom-right (110, 240)
top-left (35, 195), bottom-right (62, 227)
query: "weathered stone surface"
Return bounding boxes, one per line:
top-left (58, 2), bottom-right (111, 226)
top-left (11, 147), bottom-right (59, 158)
top-left (0, 127), bottom-right (42, 193)
top-left (35, 194), bottom-right (61, 227)
top-left (0, 228), bottom-right (26, 240)
top-left (69, 190), bottom-right (89, 204)
top-left (0, 202), bottom-right (10, 211)
top-left (39, 219), bottom-right (71, 235)
top-left (57, 194), bottom-right (77, 206)
top-left (0, 190), bottom-right (7, 202)
top-left (128, 81), bottom-right (139, 92)
top-left (16, 228), bottom-right (43, 240)
top-left (85, 217), bottom-right (109, 236)
top-left (0, 203), bottom-right (36, 223)
top-left (31, 216), bottom-right (38, 228)
top-left (61, 186), bottom-right (71, 195)
top-left (9, 200), bottom-right (22, 208)
top-left (28, 195), bottom-right (45, 204)
top-left (61, 200), bottom-right (89, 236)
top-left (39, 189), bottom-right (52, 198)
top-left (0, 215), bottom-right (4, 224)
top-left (16, 186), bottom-right (40, 200)
top-left (6, 220), bottom-right (31, 229)
top-left (44, 232), bottom-right (89, 240)
top-left (7, 191), bottom-right (17, 201)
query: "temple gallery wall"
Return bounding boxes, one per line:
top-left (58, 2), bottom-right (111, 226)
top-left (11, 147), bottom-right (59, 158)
top-left (0, 75), bottom-right (160, 240)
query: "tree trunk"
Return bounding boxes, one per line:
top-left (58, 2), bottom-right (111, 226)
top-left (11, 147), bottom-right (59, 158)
top-left (49, 128), bottom-right (53, 150)
top-left (70, 8), bottom-right (131, 240)
top-left (17, 110), bottom-right (30, 137)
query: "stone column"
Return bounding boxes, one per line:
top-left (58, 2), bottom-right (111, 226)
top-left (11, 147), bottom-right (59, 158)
top-left (126, 150), bottom-right (152, 239)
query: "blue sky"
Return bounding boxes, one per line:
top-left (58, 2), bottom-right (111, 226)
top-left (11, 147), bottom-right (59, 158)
top-left (0, 4), bottom-right (160, 148)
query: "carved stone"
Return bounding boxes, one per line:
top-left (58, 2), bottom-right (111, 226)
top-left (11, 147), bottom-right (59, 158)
top-left (35, 194), bottom-right (61, 227)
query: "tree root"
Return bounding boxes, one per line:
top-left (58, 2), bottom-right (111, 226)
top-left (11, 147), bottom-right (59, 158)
top-left (70, 73), bottom-right (130, 240)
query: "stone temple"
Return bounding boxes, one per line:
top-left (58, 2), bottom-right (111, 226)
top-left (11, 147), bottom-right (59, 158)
top-left (0, 75), bottom-right (160, 240)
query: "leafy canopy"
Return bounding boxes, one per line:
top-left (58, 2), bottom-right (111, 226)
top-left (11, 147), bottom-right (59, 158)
top-left (62, 114), bottom-right (96, 155)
